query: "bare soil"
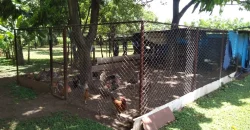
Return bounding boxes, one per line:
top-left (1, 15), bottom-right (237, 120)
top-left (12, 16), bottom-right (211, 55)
top-left (0, 77), bottom-right (133, 130)
top-left (0, 64), bottom-right (237, 130)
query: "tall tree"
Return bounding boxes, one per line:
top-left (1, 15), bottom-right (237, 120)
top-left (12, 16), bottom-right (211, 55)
top-left (142, 0), bottom-right (242, 27)
top-left (68, 0), bottom-right (157, 85)
top-left (68, 0), bottom-right (100, 85)
top-left (0, 0), bottom-right (26, 65)
top-left (0, 0), bottom-right (23, 20)
top-left (30, 0), bottom-right (68, 27)
top-left (171, 0), bottom-right (234, 28)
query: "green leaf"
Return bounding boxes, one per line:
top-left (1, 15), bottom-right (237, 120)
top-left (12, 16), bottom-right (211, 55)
top-left (6, 31), bottom-right (14, 39)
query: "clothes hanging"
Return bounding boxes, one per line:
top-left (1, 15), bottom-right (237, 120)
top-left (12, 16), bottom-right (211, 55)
top-left (223, 40), bottom-right (232, 70)
top-left (227, 31), bottom-right (249, 69)
top-left (237, 33), bottom-right (249, 68)
top-left (228, 31), bottom-right (238, 58)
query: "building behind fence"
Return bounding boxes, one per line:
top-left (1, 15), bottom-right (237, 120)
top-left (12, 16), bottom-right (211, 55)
top-left (14, 21), bottom-right (237, 128)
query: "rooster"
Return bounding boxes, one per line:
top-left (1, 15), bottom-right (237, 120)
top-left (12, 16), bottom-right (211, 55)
top-left (111, 95), bottom-right (126, 113)
top-left (54, 80), bottom-right (72, 97)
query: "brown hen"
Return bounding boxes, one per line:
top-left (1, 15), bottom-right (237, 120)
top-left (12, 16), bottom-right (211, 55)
top-left (111, 95), bottom-right (126, 113)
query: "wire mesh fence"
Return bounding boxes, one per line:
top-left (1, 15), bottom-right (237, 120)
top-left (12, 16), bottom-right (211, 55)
top-left (14, 29), bottom-right (52, 92)
top-left (13, 20), bottom-right (237, 126)
top-left (139, 22), bottom-right (232, 114)
top-left (65, 22), bottom-right (142, 121)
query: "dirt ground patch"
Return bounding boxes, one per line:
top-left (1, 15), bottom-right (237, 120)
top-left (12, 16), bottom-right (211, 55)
top-left (0, 61), bottom-right (238, 130)
top-left (0, 77), bottom-right (132, 130)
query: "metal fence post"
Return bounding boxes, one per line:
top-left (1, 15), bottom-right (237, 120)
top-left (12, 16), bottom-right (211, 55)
top-left (191, 28), bottom-right (200, 91)
top-left (63, 27), bottom-right (68, 100)
top-left (49, 28), bottom-right (54, 89)
top-left (14, 29), bottom-right (19, 84)
top-left (139, 20), bottom-right (145, 115)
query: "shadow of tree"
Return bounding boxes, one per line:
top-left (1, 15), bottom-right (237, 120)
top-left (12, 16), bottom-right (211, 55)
top-left (163, 107), bottom-right (212, 130)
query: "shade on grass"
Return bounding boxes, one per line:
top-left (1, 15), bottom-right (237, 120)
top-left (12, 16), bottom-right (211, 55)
top-left (163, 76), bottom-right (250, 130)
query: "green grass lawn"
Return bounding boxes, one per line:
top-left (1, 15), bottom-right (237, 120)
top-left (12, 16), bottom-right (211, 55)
top-left (163, 76), bottom-right (250, 130)
top-left (0, 111), bottom-right (112, 130)
top-left (0, 57), bottom-right (17, 77)
top-left (0, 45), bottom-right (135, 76)
top-left (23, 44), bottom-right (134, 59)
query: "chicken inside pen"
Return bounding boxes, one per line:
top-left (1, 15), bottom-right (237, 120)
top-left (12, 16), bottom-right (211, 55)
top-left (52, 80), bottom-right (72, 97)
top-left (111, 95), bottom-right (126, 113)
top-left (83, 83), bottom-right (91, 104)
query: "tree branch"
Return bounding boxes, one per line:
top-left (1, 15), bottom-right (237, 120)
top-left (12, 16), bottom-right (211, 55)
top-left (86, 0), bottom-right (100, 48)
top-left (179, 0), bottom-right (196, 19)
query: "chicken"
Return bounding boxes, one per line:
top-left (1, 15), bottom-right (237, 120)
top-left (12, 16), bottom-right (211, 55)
top-left (83, 83), bottom-right (91, 104)
top-left (111, 95), bottom-right (126, 113)
top-left (36, 68), bottom-right (50, 81)
top-left (105, 74), bottom-right (121, 91)
top-left (54, 80), bottom-right (72, 97)
top-left (59, 85), bottom-right (72, 97)
top-left (72, 75), bottom-right (81, 88)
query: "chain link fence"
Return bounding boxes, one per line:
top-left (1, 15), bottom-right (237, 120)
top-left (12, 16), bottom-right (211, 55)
top-left (139, 22), bottom-right (234, 114)
top-left (14, 28), bottom-right (52, 93)
top-left (66, 22), bottom-right (142, 121)
top-left (13, 21), bottom-right (237, 126)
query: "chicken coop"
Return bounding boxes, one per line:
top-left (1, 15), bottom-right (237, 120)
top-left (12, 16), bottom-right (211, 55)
top-left (14, 21), bottom-right (237, 129)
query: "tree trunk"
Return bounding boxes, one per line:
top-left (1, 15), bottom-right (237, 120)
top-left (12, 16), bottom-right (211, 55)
top-left (171, 0), bottom-right (195, 29)
top-left (68, 0), bottom-right (100, 86)
top-left (17, 36), bottom-right (25, 65)
top-left (171, 0), bottom-right (180, 29)
top-left (5, 51), bottom-right (9, 59)
top-left (12, 42), bottom-right (15, 63)
top-left (4, 47), bottom-right (11, 59)
top-left (28, 42), bottom-right (30, 64)
top-left (7, 51), bottom-right (10, 59)
top-left (171, 16), bottom-right (180, 29)
top-left (14, 36), bottom-right (25, 65)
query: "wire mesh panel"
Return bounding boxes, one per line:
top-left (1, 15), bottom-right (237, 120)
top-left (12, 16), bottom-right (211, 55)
top-left (49, 28), bottom-right (68, 99)
top-left (196, 31), bottom-right (226, 89)
top-left (15, 28), bottom-right (52, 93)
top-left (63, 22), bottom-right (143, 123)
top-left (12, 21), bottom-right (239, 130)
top-left (139, 22), bottom-right (200, 114)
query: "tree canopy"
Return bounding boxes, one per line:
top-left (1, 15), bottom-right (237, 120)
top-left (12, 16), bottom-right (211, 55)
top-left (184, 17), bottom-right (250, 30)
top-left (142, 0), bottom-right (250, 27)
